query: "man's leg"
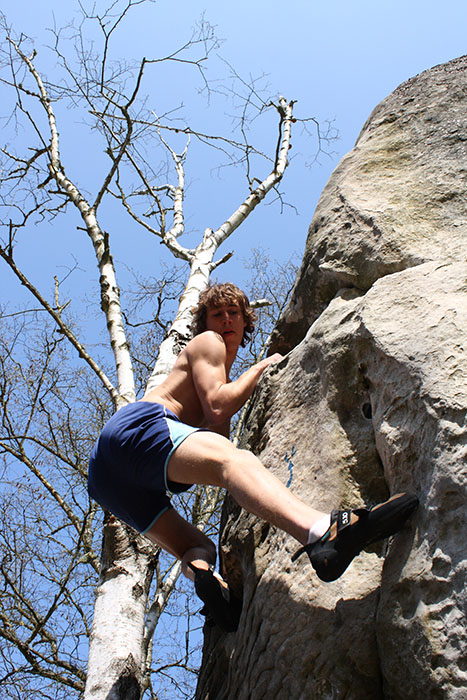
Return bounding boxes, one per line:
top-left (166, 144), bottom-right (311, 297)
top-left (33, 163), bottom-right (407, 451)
top-left (146, 429), bottom-right (323, 584)
top-left (145, 506), bottom-right (242, 632)
top-left (147, 430), bottom-right (417, 620)
top-left (145, 508), bottom-right (217, 580)
top-left (166, 430), bottom-right (328, 545)
top-left (165, 430), bottom-right (418, 584)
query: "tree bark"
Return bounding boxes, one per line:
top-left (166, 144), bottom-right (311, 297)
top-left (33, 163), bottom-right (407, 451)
top-left (85, 517), bottom-right (158, 700)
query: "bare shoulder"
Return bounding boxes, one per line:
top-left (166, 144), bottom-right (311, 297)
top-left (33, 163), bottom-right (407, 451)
top-left (185, 331), bottom-right (226, 360)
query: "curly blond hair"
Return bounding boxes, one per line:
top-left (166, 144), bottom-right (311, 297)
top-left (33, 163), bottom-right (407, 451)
top-left (191, 283), bottom-right (257, 347)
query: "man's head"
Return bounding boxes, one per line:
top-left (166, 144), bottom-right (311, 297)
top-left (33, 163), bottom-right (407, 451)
top-left (191, 283), bottom-right (257, 347)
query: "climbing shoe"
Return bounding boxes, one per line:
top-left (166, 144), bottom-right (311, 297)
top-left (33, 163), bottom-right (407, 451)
top-left (188, 563), bottom-right (242, 633)
top-left (292, 492), bottom-right (419, 582)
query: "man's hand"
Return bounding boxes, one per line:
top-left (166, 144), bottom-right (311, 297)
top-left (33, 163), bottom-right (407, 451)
top-left (256, 353), bottom-right (284, 371)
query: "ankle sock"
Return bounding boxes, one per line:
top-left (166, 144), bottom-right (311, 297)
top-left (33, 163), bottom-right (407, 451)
top-left (307, 514), bottom-right (331, 545)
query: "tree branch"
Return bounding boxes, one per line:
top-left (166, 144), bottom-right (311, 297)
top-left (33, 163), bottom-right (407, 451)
top-left (0, 245), bottom-right (118, 402)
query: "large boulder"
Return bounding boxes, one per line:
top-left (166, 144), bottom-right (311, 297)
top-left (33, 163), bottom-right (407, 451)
top-left (195, 56), bottom-right (467, 700)
top-left (271, 55), bottom-right (467, 355)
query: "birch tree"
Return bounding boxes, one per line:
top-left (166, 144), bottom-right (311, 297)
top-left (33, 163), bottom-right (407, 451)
top-left (0, 2), bottom-right (330, 697)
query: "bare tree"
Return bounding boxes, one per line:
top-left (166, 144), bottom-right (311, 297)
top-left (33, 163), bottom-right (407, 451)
top-left (0, 310), bottom-right (101, 698)
top-left (0, 2), bottom-right (331, 697)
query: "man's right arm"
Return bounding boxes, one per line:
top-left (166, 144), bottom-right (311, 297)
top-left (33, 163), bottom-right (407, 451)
top-left (188, 332), bottom-right (283, 425)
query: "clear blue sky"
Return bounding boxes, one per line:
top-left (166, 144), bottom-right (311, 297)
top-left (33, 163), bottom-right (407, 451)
top-left (0, 3), bottom-right (465, 692)
top-left (1, 0), bottom-right (466, 301)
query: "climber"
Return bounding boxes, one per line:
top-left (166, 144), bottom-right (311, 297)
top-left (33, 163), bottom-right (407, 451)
top-left (88, 282), bottom-right (418, 632)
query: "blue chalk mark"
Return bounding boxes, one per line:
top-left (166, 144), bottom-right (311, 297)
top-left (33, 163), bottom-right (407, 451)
top-left (284, 446), bottom-right (296, 488)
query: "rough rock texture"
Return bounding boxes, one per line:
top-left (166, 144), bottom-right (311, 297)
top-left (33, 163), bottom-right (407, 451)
top-left (270, 55), bottom-right (467, 355)
top-left (195, 57), bottom-right (467, 700)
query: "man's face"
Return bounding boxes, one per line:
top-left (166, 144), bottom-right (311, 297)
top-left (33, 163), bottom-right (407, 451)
top-left (205, 302), bottom-right (246, 348)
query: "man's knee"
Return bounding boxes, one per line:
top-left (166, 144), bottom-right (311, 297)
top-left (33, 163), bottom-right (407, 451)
top-left (216, 446), bottom-right (239, 478)
top-left (199, 538), bottom-right (216, 562)
top-left (181, 539), bottom-right (217, 577)
top-left (217, 447), bottom-right (254, 486)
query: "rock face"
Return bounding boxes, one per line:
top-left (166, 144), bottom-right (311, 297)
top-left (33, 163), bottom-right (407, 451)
top-left (195, 57), bottom-right (467, 700)
top-left (271, 54), bottom-right (467, 356)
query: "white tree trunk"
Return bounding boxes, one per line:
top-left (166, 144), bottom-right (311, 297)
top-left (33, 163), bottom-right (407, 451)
top-left (146, 229), bottom-right (218, 389)
top-left (11, 38), bottom-right (295, 697)
top-left (84, 518), bottom-right (157, 699)
top-left (146, 97), bottom-right (294, 390)
top-left (86, 96), bottom-right (295, 698)
top-left (2, 25), bottom-right (300, 700)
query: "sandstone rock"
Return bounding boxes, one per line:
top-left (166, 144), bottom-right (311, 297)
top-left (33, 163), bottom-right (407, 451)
top-left (196, 261), bottom-right (467, 699)
top-left (271, 55), bottom-right (467, 355)
top-left (196, 54), bottom-right (467, 700)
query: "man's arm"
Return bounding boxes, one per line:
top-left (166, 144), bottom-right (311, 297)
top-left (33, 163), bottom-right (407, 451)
top-left (188, 332), bottom-right (282, 425)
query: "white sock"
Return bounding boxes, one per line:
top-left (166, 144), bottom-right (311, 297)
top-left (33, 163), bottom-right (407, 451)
top-left (307, 514), bottom-right (331, 545)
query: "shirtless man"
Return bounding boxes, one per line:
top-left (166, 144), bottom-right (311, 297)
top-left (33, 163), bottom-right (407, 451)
top-left (88, 283), bottom-right (418, 632)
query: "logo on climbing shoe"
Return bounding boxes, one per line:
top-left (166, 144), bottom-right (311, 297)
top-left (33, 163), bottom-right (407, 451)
top-left (341, 511), bottom-right (350, 526)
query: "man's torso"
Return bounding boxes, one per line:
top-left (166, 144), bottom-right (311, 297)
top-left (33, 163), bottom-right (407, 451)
top-left (140, 346), bottom-right (206, 427)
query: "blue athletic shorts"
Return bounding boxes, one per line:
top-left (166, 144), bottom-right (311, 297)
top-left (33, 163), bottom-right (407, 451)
top-left (88, 401), bottom-right (200, 533)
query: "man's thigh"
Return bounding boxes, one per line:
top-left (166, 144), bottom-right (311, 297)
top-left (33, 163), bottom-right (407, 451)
top-left (166, 430), bottom-right (237, 488)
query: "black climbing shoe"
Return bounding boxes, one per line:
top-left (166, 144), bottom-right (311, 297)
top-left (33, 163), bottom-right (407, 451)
top-left (292, 493), bottom-right (419, 582)
top-left (188, 563), bottom-right (242, 633)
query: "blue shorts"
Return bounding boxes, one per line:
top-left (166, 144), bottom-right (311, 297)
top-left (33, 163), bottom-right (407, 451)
top-left (88, 402), bottom-right (200, 533)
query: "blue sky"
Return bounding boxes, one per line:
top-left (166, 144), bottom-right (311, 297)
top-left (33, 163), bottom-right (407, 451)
top-left (1, 0), bottom-right (466, 306)
top-left (0, 3), bottom-right (465, 693)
